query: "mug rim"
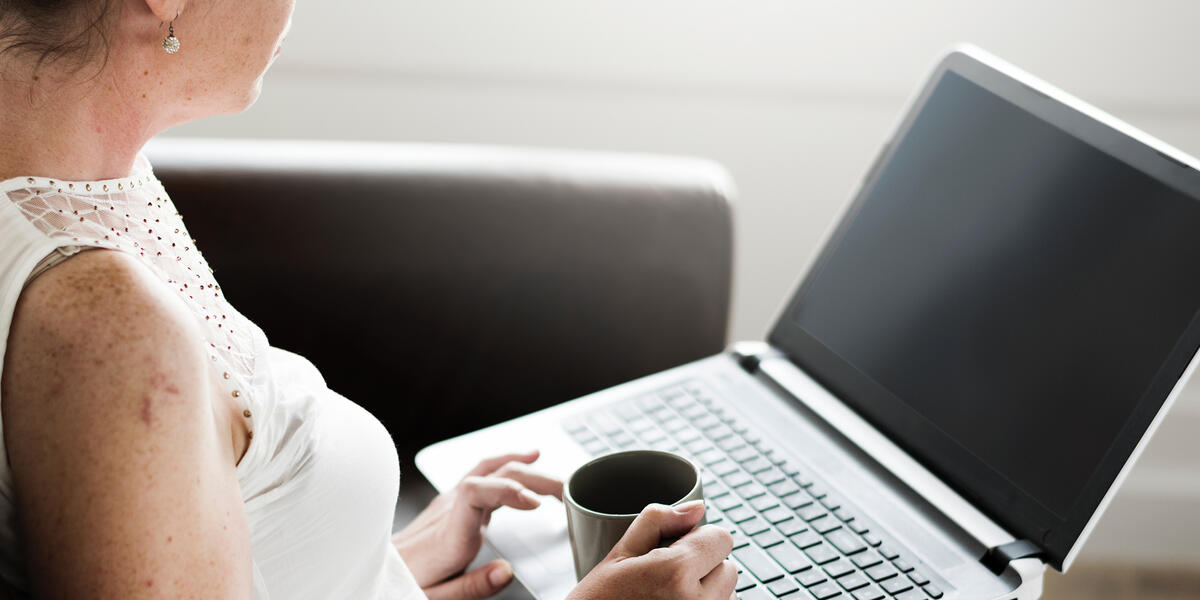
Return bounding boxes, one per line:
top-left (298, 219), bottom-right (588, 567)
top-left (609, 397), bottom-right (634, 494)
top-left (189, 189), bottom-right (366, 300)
top-left (563, 449), bottom-right (702, 520)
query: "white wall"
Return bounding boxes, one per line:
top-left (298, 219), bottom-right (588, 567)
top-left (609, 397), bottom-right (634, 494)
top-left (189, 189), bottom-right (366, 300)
top-left (166, 1), bottom-right (1200, 566)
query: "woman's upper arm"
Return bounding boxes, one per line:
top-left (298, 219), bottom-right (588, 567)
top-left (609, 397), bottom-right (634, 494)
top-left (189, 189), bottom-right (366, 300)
top-left (0, 250), bottom-right (252, 599)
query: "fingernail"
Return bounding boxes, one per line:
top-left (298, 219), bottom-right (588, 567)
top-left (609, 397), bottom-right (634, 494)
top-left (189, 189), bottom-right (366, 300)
top-left (674, 500), bottom-right (705, 514)
top-left (489, 562), bottom-right (513, 587)
top-left (520, 489), bottom-right (541, 506)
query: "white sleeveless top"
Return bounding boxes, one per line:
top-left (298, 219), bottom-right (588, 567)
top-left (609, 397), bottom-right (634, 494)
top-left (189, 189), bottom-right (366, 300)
top-left (0, 154), bottom-right (426, 599)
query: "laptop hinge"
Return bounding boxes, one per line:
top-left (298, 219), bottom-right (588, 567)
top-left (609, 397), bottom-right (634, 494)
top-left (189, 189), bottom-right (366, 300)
top-left (982, 539), bottom-right (1045, 575)
top-left (731, 344), bottom-right (763, 374)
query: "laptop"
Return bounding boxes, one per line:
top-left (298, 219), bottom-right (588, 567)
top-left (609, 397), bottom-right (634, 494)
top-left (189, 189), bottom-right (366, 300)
top-left (415, 44), bottom-right (1200, 600)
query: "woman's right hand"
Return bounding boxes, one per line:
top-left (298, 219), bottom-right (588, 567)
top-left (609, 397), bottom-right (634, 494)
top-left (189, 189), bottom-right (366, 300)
top-left (566, 501), bottom-right (738, 600)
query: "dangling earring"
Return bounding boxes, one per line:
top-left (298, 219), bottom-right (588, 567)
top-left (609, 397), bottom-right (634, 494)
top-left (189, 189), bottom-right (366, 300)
top-left (162, 14), bottom-right (181, 54)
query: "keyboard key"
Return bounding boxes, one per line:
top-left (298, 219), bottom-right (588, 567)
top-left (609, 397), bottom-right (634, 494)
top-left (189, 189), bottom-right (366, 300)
top-left (767, 542), bottom-right (812, 574)
top-left (851, 552), bottom-right (883, 570)
top-left (738, 483), bottom-right (768, 500)
top-left (705, 423), bottom-right (736, 441)
top-left (792, 529), bottom-right (823, 549)
top-left (693, 414), bottom-right (721, 430)
top-left (731, 531), bottom-right (751, 549)
top-left (755, 467), bottom-right (787, 486)
top-left (804, 543), bottom-right (840, 565)
top-left (730, 446), bottom-right (759, 463)
top-left (735, 569), bottom-right (757, 591)
top-left (769, 479), bottom-right (801, 498)
top-left (877, 545), bottom-right (900, 560)
top-left (706, 481), bottom-right (730, 498)
top-left (674, 426), bottom-right (702, 443)
top-left (797, 568), bottom-right (827, 587)
top-left (811, 516), bottom-right (843, 535)
top-left (610, 431), bottom-right (637, 447)
top-left (833, 507), bottom-right (854, 522)
top-left (806, 484), bottom-right (828, 499)
top-left (587, 413), bottom-right (624, 436)
top-left (712, 460), bottom-right (741, 477)
top-left (862, 532), bottom-right (882, 547)
top-left (826, 529), bottom-right (868, 555)
top-left (767, 577), bottom-right (800, 597)
top-left (695, 448), bottom-right (725, 466)
top-left (717, 436), bottom-right (744, 452)
top-left (837, 571), bottom-right (871, 592)
top-left (752, 529), bottom-right (784, 549)
top-left (797, 504), bottom-right (827, 522)
top-left (613, 402), bottom-right (641, 421)
top-left (823, 559), bottom-right (855, 578)
top-left (726, 505), bottom-right (755, 524)
top-left (680, 404), bottom-right (707, 420)
top-left (850, 520), bottom-right (871, 535)
top-left (762, 505), bottom-right (793, 524)
top-left (738, 586), bottom-right (772, 600)
top-left (684, 438), bottom-right (712, 454)
top-left (893, 589), bottom-right (925, 600)
top-left (722, 471), bottom-right (753, 488)
top-left (648, 439), bottom-right (679, 453)
top-left (852, 585), bottom-right (886, 600)
top-left (743, 457), bottom-right (773, 474)
top-left (819, 495), bottom-right (842, 511)
top-left (777, 518), bottom-right (807, 536)
top-left (808, 580), bottom-right (844, 599)
top-left (662, 417), bottom-right (689, 434)
top-left (734, 546), bottom-right (785, 583)
top-left (714, 494), bottom-right (743, 511)
top-left (893, 559), bottom-right (914, 573)
top-left (740, 517), bottom-right (770, 536)
top-left (923, 583), bottom-right (944, 598)
top-left (628, 417), bottom-right (655, 434)
top-left (880, 576), bottom-right (913, 595)
top-left (908, 570), bottom-right (929, 586)
top-left (750, 495), bottom-right (778, 512)
top-left (865, 564), bottom-right (897, 582)
top-left (785, 494), bottom-right (814, 510)
top-left (582, 439), bottom-right (609, 455)
top-left (643, 432), bottom-right (672, 446)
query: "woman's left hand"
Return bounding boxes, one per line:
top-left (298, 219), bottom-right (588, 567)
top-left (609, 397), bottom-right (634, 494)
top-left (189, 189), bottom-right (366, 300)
top-left (393, 450), bottom-right (563, 600)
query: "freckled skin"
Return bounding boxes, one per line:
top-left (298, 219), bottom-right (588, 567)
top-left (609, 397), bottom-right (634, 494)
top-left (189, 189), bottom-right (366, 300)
top-left (1, 251), bottom-right (253, 598)
top-left (141, 395), bottom-right (153, 426)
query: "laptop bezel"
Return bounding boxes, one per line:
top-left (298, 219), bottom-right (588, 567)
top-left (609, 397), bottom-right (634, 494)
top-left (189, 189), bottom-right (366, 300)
top-left (767, 45), bottom-right (1200, 572)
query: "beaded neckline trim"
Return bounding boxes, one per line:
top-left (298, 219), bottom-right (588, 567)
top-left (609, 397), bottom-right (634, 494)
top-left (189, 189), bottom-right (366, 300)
top-left (0, 154), bottom-right (154, 196)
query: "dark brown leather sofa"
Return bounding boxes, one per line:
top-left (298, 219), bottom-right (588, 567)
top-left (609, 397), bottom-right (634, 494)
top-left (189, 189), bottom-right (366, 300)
top-left (146, 138), bottom-right (735, 541)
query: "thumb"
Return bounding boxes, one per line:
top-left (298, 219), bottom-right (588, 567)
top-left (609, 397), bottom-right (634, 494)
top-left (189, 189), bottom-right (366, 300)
top-left (423, 560), bottom-right (514, 600)
top-left (610, 501), bottom-right (706, 558)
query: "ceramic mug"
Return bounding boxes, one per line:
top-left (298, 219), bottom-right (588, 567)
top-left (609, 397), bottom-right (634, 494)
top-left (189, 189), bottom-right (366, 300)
top-left (562, 449), bottom-right (705, 581)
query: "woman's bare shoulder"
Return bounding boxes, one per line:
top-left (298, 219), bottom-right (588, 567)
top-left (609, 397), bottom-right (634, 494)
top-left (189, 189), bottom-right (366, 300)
top-left (1, 249), bottom-right (253, 598)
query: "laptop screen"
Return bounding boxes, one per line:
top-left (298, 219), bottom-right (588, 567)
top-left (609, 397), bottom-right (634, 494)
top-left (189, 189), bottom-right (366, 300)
top-left (769, 53), bottom-right (1200, 570)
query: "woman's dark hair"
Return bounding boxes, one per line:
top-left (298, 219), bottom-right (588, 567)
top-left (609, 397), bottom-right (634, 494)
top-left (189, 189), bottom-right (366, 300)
top-left (0, 0), bottom-right (120, 75)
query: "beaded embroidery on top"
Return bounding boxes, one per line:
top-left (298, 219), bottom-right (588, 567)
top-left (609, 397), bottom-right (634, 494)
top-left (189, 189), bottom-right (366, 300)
top-left (1, 161), bottom-right (258, 441)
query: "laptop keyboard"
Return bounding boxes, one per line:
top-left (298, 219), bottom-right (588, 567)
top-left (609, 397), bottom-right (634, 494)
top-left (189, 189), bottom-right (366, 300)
top-left (563, 379), bottom-right (948, 600)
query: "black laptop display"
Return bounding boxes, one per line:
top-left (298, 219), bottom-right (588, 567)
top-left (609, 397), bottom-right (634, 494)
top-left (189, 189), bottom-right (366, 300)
top-left (770, 54), bottom-right (1200, 571)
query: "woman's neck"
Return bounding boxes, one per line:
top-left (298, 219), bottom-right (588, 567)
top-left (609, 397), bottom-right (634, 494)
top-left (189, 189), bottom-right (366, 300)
top-left (0, 67), bottom-right (160, 183)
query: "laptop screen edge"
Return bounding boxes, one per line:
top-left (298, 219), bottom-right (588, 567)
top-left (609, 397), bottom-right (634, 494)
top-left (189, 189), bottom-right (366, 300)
top-left (767, 44), bottom-right (1200, 572)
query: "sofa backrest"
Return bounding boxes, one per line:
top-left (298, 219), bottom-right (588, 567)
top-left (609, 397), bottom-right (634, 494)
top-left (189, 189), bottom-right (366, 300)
top-left (147, 138), bottom-right (735, 462)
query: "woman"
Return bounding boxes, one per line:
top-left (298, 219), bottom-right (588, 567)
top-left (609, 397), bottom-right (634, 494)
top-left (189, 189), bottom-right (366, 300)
top-left (0, 1), bottom-right (737, 598)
